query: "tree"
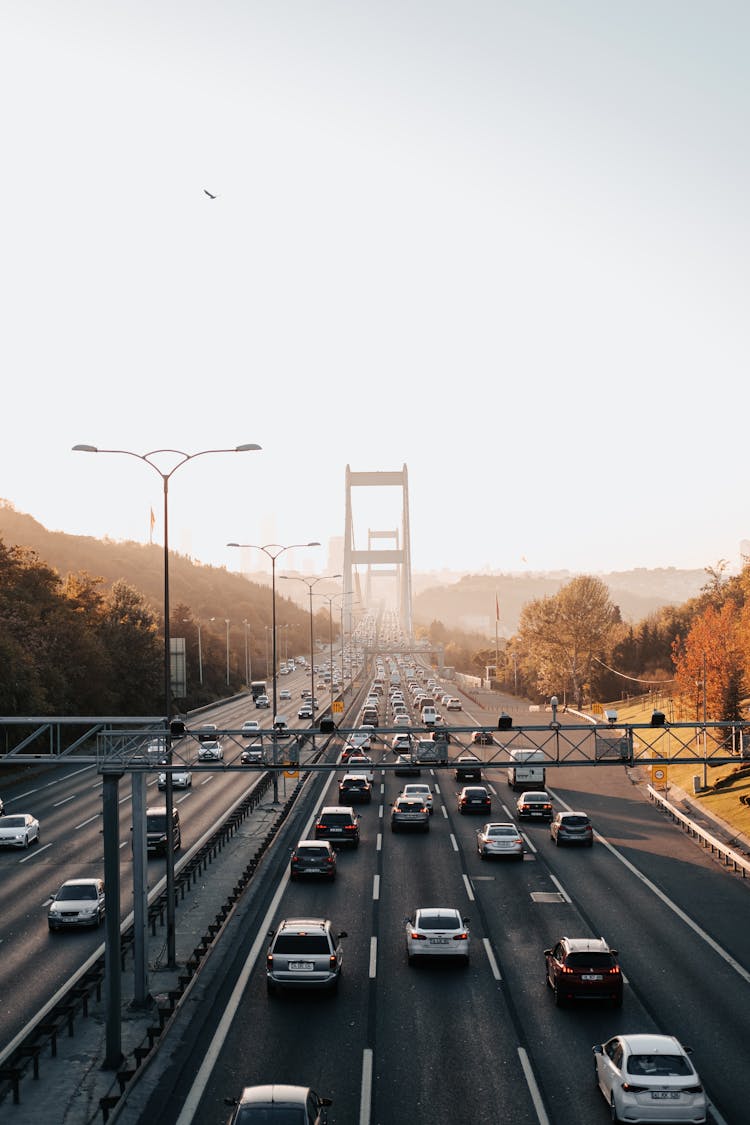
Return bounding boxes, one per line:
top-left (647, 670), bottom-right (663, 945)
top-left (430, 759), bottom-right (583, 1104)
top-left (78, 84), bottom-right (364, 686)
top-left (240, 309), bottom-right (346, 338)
top-left (672, 602), bottom-right (746, 722)
top-left (516, 576), bottom-right (619, 706)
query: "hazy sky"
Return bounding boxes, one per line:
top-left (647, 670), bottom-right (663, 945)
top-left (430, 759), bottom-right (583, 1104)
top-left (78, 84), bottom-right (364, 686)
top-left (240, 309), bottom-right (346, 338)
top-left (2, 2), bottom-right (748, 579)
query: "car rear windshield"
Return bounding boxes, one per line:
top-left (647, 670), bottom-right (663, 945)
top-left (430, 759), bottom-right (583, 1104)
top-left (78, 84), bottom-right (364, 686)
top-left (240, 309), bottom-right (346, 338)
top-left (565, 952), bottom-right (615, 969)
top-left (419, 914), bottom-right (459, 929)
top-left (397, 801), bottom-right (424, 811)
top-left (297, 847), bottom-right (330, 859)
top-left (563, 816), bottom-right (590, 826)
top-left (235, 1107), bottom-right (307, 1124)
top-left (488, 827), bottom-right (516, 837)
top-left (273, 935), bottom-right (330, 955)
top-left (627, 1055), bottom-right (692, 1077)
top-left (321, 814), bottom-right (351, 826)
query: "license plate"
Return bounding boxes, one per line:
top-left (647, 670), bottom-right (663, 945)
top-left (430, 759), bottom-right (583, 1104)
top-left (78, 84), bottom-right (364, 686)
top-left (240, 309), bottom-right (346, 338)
top-left (582, 974), bottom-right (603, 981)
top-left (429, 937), bottom-right (449, 945)
top-left (328, 827), bottom-right (342, 833)
top-left (651, 1092), bottom-right (679, 1100)
top-left (289, 962), bottom-right (314, 971)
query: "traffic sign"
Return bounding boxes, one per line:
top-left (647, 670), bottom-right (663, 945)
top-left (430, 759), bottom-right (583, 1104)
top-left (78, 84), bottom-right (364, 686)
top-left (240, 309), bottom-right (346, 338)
top-left (332, 701), bottom-right (344, 713)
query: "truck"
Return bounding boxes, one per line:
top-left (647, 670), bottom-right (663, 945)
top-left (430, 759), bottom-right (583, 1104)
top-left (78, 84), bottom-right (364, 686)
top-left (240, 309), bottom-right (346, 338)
top-left (250, 680), bottom-right (268, 701)
top-left (506, 748), bottom-right (546, 791)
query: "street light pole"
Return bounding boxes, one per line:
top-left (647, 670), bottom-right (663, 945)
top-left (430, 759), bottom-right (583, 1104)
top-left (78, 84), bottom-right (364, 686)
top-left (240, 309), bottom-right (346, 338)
top-left (243, 619), bottom-right (249, 686)
top-left (224, 618), bottom-right (230, 686)
top-left (280, 573), bottom-right (342, 743)
top-left (74, 442), bottom-right (261, 975)
top-left (227, 541), bottom-right (320, 801)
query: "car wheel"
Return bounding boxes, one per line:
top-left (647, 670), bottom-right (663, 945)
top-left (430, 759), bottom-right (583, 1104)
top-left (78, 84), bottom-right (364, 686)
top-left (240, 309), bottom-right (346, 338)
top-left (555, 836), bottom-right (561, 846)
top-left (587, 840), bottom-right (594, 847)
top-left (609, 1094), bottom-right (622, 1123)
top-left (266, 979), bottom-right (276, 996)
top-left (612, 992), bottom-right (623, 1008)
top-left (554, 982), bottom-right (565, 1007)
top-left (479, 847), bottom-right (486, 860)
top-left (462, 955), bottom-right (470, 967)
top-left (23, 834), bottom-right (29, 849)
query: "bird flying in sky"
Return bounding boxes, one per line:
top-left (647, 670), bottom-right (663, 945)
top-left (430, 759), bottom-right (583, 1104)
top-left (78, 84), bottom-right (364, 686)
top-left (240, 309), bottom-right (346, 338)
top-left (203, 189), bottom-right (216, 199)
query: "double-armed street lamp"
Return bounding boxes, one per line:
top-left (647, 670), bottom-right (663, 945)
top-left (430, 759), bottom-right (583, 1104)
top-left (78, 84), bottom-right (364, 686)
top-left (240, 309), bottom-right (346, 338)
top-left (227, 541), bottom-right (320, 801)
top-left (314, 588), bottom-right (352, 700)
top-left (280, 574), bottom-right (342, 738)
top-left (74, 442), bottom-right (261, 976)
top-left (183, 618), bottom-right (204, 685)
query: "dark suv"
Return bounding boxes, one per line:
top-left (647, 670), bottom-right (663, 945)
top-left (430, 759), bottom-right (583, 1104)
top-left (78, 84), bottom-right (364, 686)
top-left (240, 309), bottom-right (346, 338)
top-left (266, 917), bottom-right (347, 993)
top-left (145, 806), bottom-right (181, 855)
top-left (290, 840), bottom-right (337, 881)
top-left (314, 806), bottom-right (360, 847)
top-left (544, 936), bottom-right (623, 1006)
top-left (338, 774), bottom-right (372, 804)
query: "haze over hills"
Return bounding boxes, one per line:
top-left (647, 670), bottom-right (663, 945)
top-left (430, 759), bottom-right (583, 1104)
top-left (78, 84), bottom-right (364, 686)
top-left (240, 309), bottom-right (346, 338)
top-left (0, 501), bottom-right (707, 638)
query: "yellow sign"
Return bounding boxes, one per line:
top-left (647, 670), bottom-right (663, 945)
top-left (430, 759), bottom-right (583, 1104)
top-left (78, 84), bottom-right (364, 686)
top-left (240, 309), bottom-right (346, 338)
top-left (332, 701), bottom-right (344, 713)
top-left (284, 769), bottom-right (299, 778)
top-left (651, 764), bottom-right (667, 785)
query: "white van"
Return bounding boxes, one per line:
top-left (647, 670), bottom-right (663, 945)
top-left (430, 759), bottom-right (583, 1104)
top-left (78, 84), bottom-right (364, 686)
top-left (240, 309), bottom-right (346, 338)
top-left (507, 748), bottom-right (546, 791)
top-left (420, 705), bottom-right (437, 726)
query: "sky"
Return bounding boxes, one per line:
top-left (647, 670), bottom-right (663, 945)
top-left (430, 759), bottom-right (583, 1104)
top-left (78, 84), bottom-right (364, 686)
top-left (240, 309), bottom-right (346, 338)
top-left (2, 1), bottom-right (748, 581)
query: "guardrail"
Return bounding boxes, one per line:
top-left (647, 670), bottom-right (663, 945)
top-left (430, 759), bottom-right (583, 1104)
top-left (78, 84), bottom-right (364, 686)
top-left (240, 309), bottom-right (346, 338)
top-left (647, 784), bottom-right (750, 878)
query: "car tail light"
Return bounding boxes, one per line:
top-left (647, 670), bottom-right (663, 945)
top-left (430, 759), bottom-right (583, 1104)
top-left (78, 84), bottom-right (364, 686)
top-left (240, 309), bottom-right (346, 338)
top-left (326, 856), bottom-right (335, 865)
top-left (452, 932), bottom-right (469, 941)
top-left (346, 822), bottom-right (357, 830)
top-left (267, 954), bottom-right (274, 969)
top-left (329, 955), bottom-right (337, 969)
top-left (410, 931), bottom-right (426, 941)
top-left (315, 823), bottom-right (325, 832)
top-left (684, 1085), bottom-right (704, 1093)
top-left (621, 1083), bottom-right (649, 1093)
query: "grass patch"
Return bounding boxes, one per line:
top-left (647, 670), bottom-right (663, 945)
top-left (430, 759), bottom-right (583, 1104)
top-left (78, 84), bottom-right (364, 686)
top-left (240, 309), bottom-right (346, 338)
top-left (598, 699), bottom-right (750, 838)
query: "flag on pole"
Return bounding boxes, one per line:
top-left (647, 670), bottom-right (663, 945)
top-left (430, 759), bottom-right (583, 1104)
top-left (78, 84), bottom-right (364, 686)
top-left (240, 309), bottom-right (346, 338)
top-left (149, 507), bottom-right (156, 543)
top-left (495, 593), bottom-right (500, 622)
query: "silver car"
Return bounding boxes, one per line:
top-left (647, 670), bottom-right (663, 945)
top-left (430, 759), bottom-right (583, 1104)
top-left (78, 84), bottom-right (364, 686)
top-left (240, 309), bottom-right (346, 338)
top-left (48, 877), bottom-right (105, 931)
top-left (391, 796), bottom-right (430, 833)
top-left (476, 822), bottom-right (524, 860)
top-left (0, 813), bottom-right (40, 849)
top-left (401, 783), bottom-right (433, 814)
top-left (227, 1085), bottom-right (332, 1125)
top-left (266, 917), bottom-right (347, 994)
top-left (157, 768), bottom-right (192, 789)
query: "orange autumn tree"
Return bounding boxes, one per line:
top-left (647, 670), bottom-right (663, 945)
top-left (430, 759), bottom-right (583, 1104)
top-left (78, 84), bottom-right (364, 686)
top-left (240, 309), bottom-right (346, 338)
top-left (672, 602), bottom-right (745, 722)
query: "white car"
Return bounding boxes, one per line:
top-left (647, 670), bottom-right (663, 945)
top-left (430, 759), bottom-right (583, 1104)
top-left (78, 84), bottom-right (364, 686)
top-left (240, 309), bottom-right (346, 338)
top-left (346, 754), bottom-right (375, 782)
top-left (197, 740), bottom-right (224, 762)
top-left (279, 688), bottom-right (291, 701)
top-left (405, 907), bottom-right (470, 965)
top-left (241, 720), bottom-right (261, 738)
top-left (593, 1033), bottom-right (707, 1123)
top-left (48, 877), bottom-right (105, 931)
top-left (157, 769), bottom-right (192, 789)
top-left (0, 813), bottom-right (40, 849)
top-left (401, 783), bottom-right (433, 814)
top-left (446, 698), bottom-right (462, 711)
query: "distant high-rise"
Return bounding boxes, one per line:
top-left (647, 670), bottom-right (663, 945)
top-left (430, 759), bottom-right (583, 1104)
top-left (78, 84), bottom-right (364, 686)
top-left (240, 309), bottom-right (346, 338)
top-left (328, 536), bottom-right (344, 575)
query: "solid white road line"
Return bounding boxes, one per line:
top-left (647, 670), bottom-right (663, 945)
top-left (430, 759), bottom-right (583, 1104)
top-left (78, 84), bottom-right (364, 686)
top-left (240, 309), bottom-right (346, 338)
top-left (549, 874), bottom-right (571, 903)
top-left (373, 874), bottom-right (380, 901)
top-left (462, 873), bottom-right (475, 902)
top-left (359, 1048), bottom-right (373, 1125)
top-left (517, 1046), bottom-right (550, 1125)
top-left (483, 937), bottom-right (502, 980)
top-left (369, 936), bottom-right (377, 978)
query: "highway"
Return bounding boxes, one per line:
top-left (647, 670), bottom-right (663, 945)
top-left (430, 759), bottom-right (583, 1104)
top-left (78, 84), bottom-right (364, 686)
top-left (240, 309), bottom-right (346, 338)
top-left (131, 673), bottom-right (750, 1125)
top-left (3, 661), bottom-right (750, 1123)
top-left (0, 663), bottom-right (327, 1052)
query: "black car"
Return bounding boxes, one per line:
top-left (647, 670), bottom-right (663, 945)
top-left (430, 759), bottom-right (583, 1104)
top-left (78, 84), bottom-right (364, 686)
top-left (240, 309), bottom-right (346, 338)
top-left (455, 754), bottom-right (482, 781)
top-left (314, 805), bottom-right (360, 847)
top-left (457, 786), bottom-right (492, 815)
top-left (338, 774), bottom-right (372, 804)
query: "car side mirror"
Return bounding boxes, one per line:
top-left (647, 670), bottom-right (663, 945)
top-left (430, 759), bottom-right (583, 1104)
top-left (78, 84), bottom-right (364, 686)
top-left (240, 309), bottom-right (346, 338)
top-left (543, 948), bottom-right (552, 956)
top-left (463, 917), bottom-right (470, 926)
top-left (592, 1045), bottom-right (603, 1056)
top-left (338, 931), bottom-right (348, 939)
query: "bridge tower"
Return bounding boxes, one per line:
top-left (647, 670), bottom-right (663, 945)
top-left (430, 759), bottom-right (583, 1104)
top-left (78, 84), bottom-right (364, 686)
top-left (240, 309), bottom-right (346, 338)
top-left (343, 465), bottom-right (413, 640)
